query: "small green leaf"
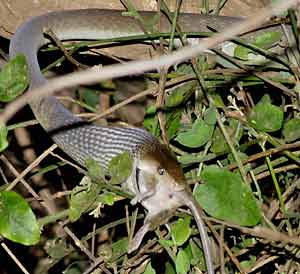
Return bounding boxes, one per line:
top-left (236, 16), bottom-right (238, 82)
top-left (96, 192), bottom-right (117, 206)
top-left (283, 118), bottom-right (300, 142)
top-left (210, 127), bottom-right (225, 154)
top-left (165, 81), bottom-right (197, 108)
top-left (175, 249), bottom-right (191, 274)
top-left (175, 63), bottom-right (194, 74)
top-left (234, 44), bottom-right (252, 60)
top-left (0, 54), bottom-right (29, 102)
top-left (248, 95), bottom-right (283, 132)
top-left (144, 105), bottom-right (160, 137)
top-left (195, 166), bottom-right (261, 226)
top-left (234, 31), bottom-right (282, 60)
top-left (183, 244), bottom-right (193, 264)
top-left (45, 239), bottom-right (70, 259)
top-left (211, 119), bottom-right (243, 154)
top-left (108, 152), bottom-right (133, 184)
top-left (210, 93), bottom-right (225, 108)
top-left (0, 122), bottom-right (8, 152)
top-left (175, 107), bottom-right (216, 148)
top-left (164, 261), bottom-right (176, 274)
top-left (254, 31), bottom-right (282, 48)
top-left (189, 239), bottom-right (205, 269)
top-left (82, 88), bottom-right (99, 109)
top-left (143, 261), bottom-right (156, 274)
top-left (175, 118), bottom-right (214, 148)
top-left (204, 106), bottom-right (216, 125)
top-left (0, 191), bottom-right (40, 245)
top-left (240, 255), bottom-right (257, 270)
top-left (111, 238), bottom-right (128, 260)
top-left (159, 239), bottom-right (174, 248)
top-left (178, 153), bottom-right (216, 166)
top-left (69, 176), bottom-right (100, 222)
top-left (144, 105), bottom-right (182, 139)
top-left (165, 109), bottom-right (181, 140)
top-left (85, 158), bottom-right (105, 179)
top-left (171, 216), bottom-right (191, 246)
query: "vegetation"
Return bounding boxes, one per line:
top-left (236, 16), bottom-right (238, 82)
top-left (0, 1), bottom-right (300, 273)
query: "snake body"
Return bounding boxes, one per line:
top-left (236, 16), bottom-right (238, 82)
top-left (9, 9), bottom-right (278, 274)
top-left (9, 10), bottom-right (243, 167)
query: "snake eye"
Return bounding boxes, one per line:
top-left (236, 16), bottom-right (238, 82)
top-left (157, 167), bottom-right (165, 175)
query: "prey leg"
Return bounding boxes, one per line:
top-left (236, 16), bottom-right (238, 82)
top-left (128, 209), bottom-right (175, 253)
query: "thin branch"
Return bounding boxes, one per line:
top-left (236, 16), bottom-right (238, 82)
top-left (227, 142), bottom-right (300, 170)
top-left (6, 144), bottom-right (57, 191)
top-left (1, 242), bottom-right (30, 274)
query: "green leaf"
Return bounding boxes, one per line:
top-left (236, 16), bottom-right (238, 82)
top-left (82, 88), bottom-right (99, 109)
top-left (210, 127), bottom-right (225, 154)
top-left (175, 249), bottom-right (190, 274)
top-left (248, 95), bottom-right (283, 132)
top-left (0, 54), bottom-right (29, 102)
top-left (240, 255), bottom-right (257, 270)
top-left (165, 81), bottom-right (197, 108)
top-left (175, 118), bottom-right (212, 148)
top-left (234, 44), bottom-right (250, 60)
top-left (108, 152), bottom-right (133, 184)
top-left (178, 153), bottom-right (216, 166)
top-left (175, 108), bottom-right (216, 148)
top-left (111, 238), bottom-right (128, 260)
top-left (0, 191), bottom-right (40, 245)
top-left (204, 106), bottom-right (216, 125)
top-left (143, 261), bottom-right (156, 274)
top-left (165, 109), bottom-right (181, 140)
top-left (85, 158), bottom-right (105, 179)
top-left (0, 122), bottom-right (8, 152)
top-left (144, 105), bottom-right (160, 137)
top-left (96, 192), bottom-right (117, 206)
top-left (254, 31), bottom-right (282, 48)
top-left (171, 216), bottom-right (191, 246)
top-left (69, 176), bottom-right (100, 222)
top-left (195, 166), bottom-right (261, 226)
top-left (234, 31), bottom-right (282, 60)
top-left (283, 118), bottom-right (300, 142)
top-left (189, 239), bottom-right (205, 269)
top-left (210, 93), bottom-right (225, 108)
top-left (164, 261), bottom-right (176, 274)
top-left (159, 239), bottom-right (174, 249)
top-left (45, 239), bottom-right (70, 259)
top-left (144, 105), bottom-right (182, 139)
top-left (175, 63), bottom-right (194, 74)
top-left (211, 119), bottom-right (242, 154)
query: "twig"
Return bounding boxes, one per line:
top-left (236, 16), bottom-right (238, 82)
top-left (255, 164), bottom-right (300, 181)
top-left (45, 28), bottom-right (89, 69)
top-left (267, 178), bottom-right (300, 221)
top-left (0, 155), bottom-right (40, 200)
top-left (227, 142), bottom-right (300, 170)
top-left (6, 144), bottom-right (57, 191)
top-left (1, 242), bottom-right (30, 274)
top-left (215, 110), bottom-right (248, 183)
top-left (205, 220), bottom-right (246, 274)
top-left (207, 217), bottom-right (300, 246)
